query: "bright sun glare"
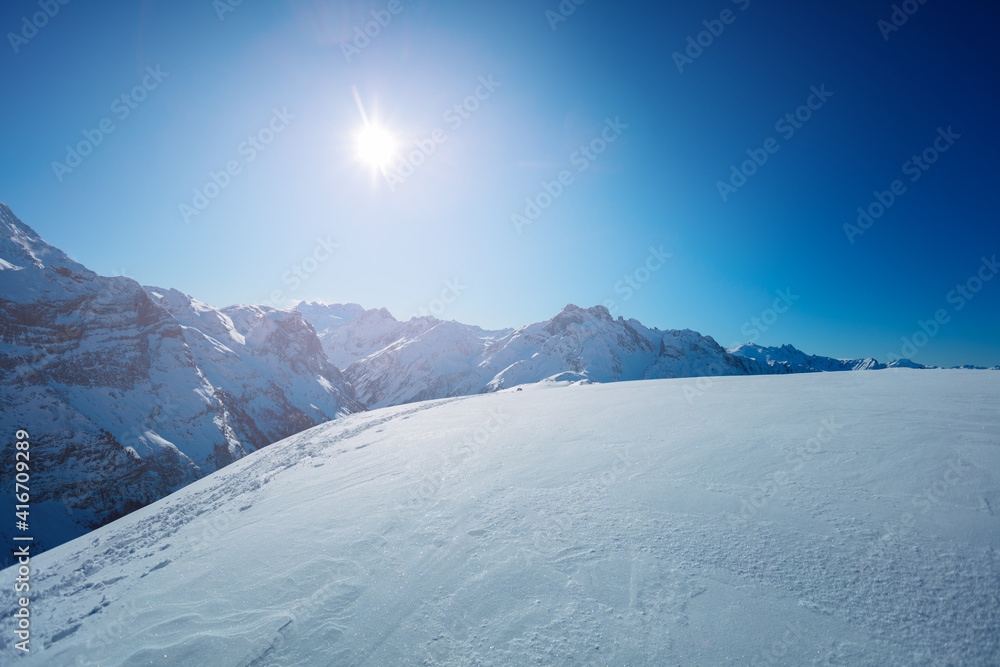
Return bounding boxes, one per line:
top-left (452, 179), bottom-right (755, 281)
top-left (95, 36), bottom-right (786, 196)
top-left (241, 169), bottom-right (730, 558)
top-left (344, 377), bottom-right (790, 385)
top-left (356, 124), bottom-right (396, 169)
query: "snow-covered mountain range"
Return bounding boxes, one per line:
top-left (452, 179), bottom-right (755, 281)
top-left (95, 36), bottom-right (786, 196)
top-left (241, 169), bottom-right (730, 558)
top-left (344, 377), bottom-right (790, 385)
top-left (0, 202), bottom-right (993, 554)
top-left (294, 302), bottom-right (979, 409)
top-left (727, 343), bottom-right (999, 372)
top-left (729, 342), bottom-right (888, 373)
top-left (305, 301), bottom-right (782, 409)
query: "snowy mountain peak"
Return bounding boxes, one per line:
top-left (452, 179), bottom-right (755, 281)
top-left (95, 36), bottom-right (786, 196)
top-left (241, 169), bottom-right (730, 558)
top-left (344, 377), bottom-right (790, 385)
top-left (0, 202), bottom-right (92, 283)
top-left (886, 358), bottom-right (926, 369)
top-left (294, 300), bottom-right (367, 320)
top-left (147, 286), bottom-right (246, 346)
top-left (0, 202), bottom-right (47, 270)
top-left (300, 302), bottom-right (448, 370)
top-left (364, 306), bottom-right (408, 325)
top-left (544, 303), bottom-right (613, 335)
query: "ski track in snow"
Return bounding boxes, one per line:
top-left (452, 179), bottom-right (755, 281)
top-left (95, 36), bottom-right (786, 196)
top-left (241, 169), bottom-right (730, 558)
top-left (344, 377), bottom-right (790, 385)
top-left (1, 370), bottom-right (998, 666)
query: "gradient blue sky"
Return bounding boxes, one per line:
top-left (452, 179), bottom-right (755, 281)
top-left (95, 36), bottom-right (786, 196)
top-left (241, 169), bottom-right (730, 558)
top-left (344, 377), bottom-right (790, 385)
top-left (2, 0), bottom-right (998, 366)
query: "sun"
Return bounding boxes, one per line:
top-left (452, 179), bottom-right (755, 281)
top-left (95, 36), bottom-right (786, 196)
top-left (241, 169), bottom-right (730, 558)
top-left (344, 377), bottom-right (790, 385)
top-left (356, 124), bottom-right (396, 169)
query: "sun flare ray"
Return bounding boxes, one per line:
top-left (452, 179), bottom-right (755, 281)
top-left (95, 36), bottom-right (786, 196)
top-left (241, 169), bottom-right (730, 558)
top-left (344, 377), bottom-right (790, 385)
top-left (352, 86), bottom-right (397, 172)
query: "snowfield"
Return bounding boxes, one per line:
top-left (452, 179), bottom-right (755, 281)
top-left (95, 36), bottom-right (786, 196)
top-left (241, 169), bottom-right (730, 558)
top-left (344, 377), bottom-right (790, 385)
top-left (2, 370), bottom-right (998, 665)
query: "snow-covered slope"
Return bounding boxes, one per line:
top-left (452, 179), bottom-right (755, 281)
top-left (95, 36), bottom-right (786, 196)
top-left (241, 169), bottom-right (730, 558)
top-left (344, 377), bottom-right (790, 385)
top-left (340, 304), bottom-right (779, 408)
top-left (729, 342), bottom-right (886, 373)
top-left (0, 204), bottom-right (364, 553)
top-left (2, 370), bottom-right (996, 665)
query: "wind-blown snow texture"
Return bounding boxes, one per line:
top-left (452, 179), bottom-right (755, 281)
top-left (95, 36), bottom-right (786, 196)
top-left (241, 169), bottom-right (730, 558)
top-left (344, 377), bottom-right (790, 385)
top-left (1, 371), bottom-right (997, 665)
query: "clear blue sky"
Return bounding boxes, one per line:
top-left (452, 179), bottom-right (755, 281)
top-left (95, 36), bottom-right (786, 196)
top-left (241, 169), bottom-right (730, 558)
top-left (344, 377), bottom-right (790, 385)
top-left (2, 0), bottom-right (998, 367)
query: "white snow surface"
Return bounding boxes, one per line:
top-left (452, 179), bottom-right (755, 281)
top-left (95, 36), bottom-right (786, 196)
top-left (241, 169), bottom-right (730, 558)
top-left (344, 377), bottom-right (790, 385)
top-left (2, 370), bottom-right (997, 666)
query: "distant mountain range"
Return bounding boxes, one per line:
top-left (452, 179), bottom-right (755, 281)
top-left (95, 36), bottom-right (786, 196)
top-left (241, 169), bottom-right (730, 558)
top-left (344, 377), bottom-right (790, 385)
top-left (728, 342), bottom-right (996, 372)
top-left (300, 300), bottom-right (782, 409)
top-left (0, 202), bottom-right (994, 553)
